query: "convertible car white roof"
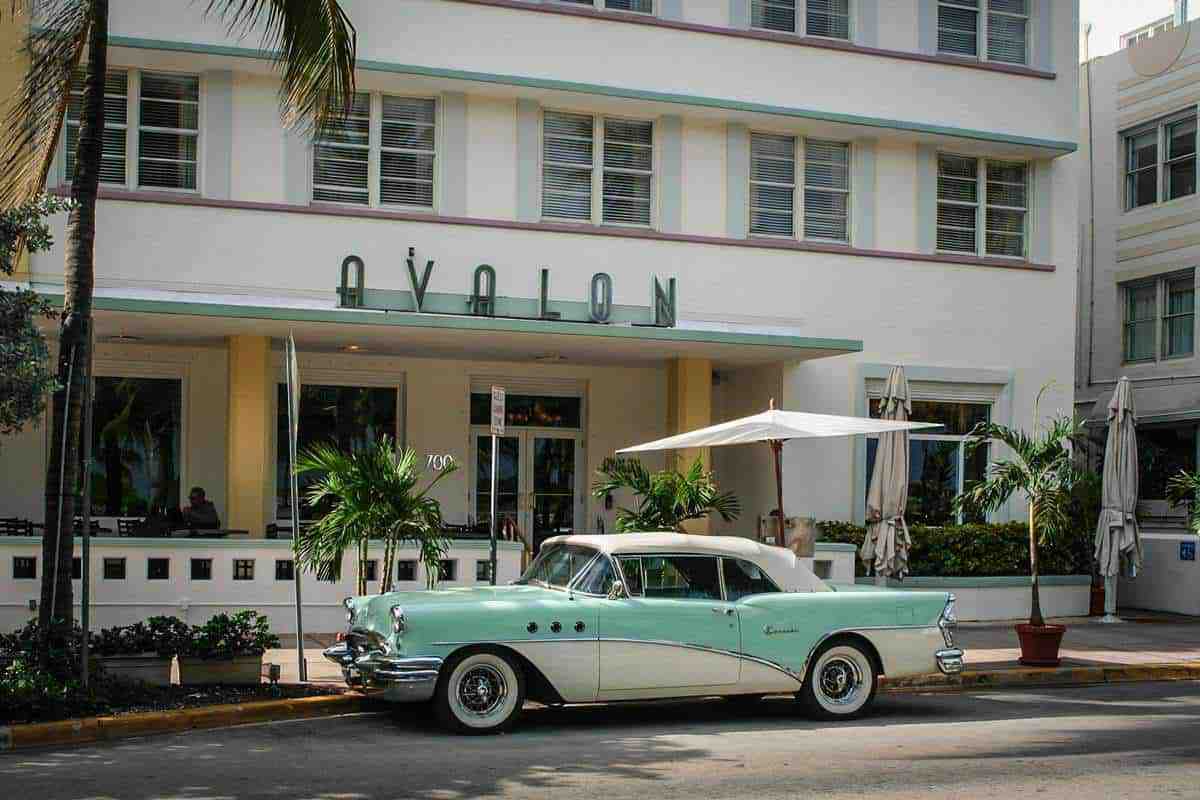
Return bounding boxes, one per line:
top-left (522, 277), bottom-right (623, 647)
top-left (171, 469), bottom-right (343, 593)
top-left (543, 532), bottom-right (831, 593)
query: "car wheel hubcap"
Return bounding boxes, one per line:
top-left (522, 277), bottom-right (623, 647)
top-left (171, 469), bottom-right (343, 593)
top-left (818, 657), bottom-right (862, 705)
top-left (457, 664), bottom-right (507, 717)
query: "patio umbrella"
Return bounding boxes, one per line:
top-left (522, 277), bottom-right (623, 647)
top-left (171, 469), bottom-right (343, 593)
top-left (861, 366), bottom-right (913, 583)
top-left (1094, 377), bottom-right (1142, 621)
top-left (618, 401), bottom-right (937, 546)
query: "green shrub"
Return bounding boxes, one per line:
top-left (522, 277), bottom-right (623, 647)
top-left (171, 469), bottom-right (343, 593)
top-left (817, 520), bottom-right (1092, 578)
top-left (183, 611), bottom-right (280, 660)
top-left (90, 616), bottom-right (191, 658)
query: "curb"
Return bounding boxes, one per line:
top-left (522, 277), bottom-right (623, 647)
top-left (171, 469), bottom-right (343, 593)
top-left (0, 693), bottom-right (367, 752)
top-left (882, 662), bottom-right (1200, 693)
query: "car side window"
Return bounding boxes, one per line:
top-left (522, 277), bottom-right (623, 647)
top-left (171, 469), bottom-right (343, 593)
top-left (722, 558), bottom-right (781, 600)
top-left (576, 555), bottom-right (617, 595)
top-left (641, 555), bottom-right (722, 601)
top-left (616, 556), bottom-right (644, 596)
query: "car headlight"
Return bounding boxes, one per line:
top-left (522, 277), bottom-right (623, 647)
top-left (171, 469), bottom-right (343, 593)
top-left (390, 605), bottom-right (406, 634)
top-left (938, 594), bottom-right (957, 648)
top-left (343, 597), bottom-right (355, 625)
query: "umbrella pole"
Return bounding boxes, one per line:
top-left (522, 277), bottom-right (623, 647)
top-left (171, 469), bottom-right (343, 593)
top-left (770, 440), bottom-right (785, 547)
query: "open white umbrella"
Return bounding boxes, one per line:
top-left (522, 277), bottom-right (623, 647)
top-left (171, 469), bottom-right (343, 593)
top-left (618, 401), bottom-right (938, 546)
top-left (1094, 377), bottom-right (1142, 622)
top-left (861, 366), bottom-right (913, 582)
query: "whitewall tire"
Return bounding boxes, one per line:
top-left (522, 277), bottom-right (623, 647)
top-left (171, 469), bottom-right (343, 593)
top-left (799, 641), bottom-right (877, 720)
top-left (435, 649), bottom-right (526, 734)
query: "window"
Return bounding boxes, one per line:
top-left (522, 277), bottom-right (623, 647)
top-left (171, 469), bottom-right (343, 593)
top-left (936, 154), bottom-right (1027, 258)
top-left (722, 558), bottom-right (780, 600)
top-left (86, 377), bottom-right (182, 517)
top-left (750, 133), bottom-right (850, 242)
top-left (147, 558), bottom-right (170, 581)
top-left (616, 555), bottom-right (644, 595)
top-left (1140, 423), bottom-right (1198, 502)
top-left (475, 560), bottom-right (492, 582)
top-left (555, 0), bottom-right (653, 11)
top-left (275, 559), bottom-right (295, 581)
top-left (72, 557), bottom-right (81, 580)
top-left (866, 399), bottom-right (991, 526)
top-left (517, 544), bottom-right (597, 588)
top-left (1123, 272), bottom-right (1195, 362)
top-left (1125, 112), bottom-right (1197, 209)
top-left (542, 111), bottom-right (653, 226)
top-left (396, 559), bottom-right (417, 582)
top-left (469, 393), bottom-right (582, 428)
top-left (103, 557), bottom-right (126, 580)
top-left (313, 93), bottom-right (437, 209)
top-left (138, 72), bottom-right (199, 190)
top-left (438, 559), bottom-right (457, 582)
top-left (575, 555), bottom-right (617, 595)
top-left (639, 555), bottom-right (722, 600)
top-left (65, 69), bottom-right (128, 184)
top-left (752, 0), bottom-right (796, 32)
top-left (938, 0), bottom-right (1027, 64)
top-left (276, 384), bottom-right (398, 520)
top-left (233, 559), bottom-right (255, 581)
top-left (191, 558), bottom-right (212, 581)
top-left (13, 556), bottom-right (35, 580)
top-left (364, 560), bottom-right (378, 583)
top-left (751, 0), bottom-right (849, 38)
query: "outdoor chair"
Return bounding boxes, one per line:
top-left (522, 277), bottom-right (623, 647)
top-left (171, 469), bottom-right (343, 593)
top-left (0, 518), bottom-right (33, 536)
top-left (116, 518), bottom-right (143, 536)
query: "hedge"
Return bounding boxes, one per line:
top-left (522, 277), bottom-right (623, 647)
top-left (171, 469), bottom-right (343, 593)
top-left (817, 520), bottom-right (1092, 579)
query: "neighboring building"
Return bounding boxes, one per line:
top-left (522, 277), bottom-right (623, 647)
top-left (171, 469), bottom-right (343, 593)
top-left (1077, 2), bottom-right (1197, 528)
top-left (1, 0), bottom-right (1078, 606)
top-left (1119, 15), bottom-right (1175, 51)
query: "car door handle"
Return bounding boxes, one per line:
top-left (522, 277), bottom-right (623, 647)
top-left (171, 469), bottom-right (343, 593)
top-left (712, 607), bottom-right (734, 616)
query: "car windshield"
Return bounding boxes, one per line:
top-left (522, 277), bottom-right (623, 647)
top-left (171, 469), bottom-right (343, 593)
top-left (516, 544), bottom-right (599, 589)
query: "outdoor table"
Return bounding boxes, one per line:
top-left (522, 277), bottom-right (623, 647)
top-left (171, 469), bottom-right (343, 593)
top-left (168, 528), bottom-right (251, 539)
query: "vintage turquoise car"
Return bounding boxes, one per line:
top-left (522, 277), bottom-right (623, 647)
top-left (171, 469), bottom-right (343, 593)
top-left (324, 532), bottom-right (962, 733)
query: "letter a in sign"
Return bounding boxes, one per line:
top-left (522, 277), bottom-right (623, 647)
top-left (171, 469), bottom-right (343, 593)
top-left (490, 386), bottom-right (506, 436)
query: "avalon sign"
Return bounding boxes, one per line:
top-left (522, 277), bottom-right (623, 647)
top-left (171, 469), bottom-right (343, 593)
top-left (337, 248), bottom-right (677, 327)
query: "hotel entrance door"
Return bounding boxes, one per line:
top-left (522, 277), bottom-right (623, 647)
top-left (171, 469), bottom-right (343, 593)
top-left (472, 430), bottom-right (583, 554)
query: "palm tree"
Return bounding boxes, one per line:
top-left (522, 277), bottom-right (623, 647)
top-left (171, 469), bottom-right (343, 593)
top-left (0, 0), bottom-right (357, 664)
top-left (954, 398), bottom-right (1084, 627)
top-left (1166, 470), bottom-right (1200, 535)
top-left (295, 438), bottom-right (457, 595)
top-left (592, 456), bottom-right (740, 533)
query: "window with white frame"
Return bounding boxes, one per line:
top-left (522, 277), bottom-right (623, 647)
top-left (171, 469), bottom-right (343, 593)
top-left (936, 154), bottom-right (1028, 258)
top-left (866, 398), bottom-right (991, 525)
top-left (751, 0), bottom-right (850, 38)
top-left (938, 0), bottom-right (1028, 65)
top-left (750, 132), bottom-right (849, 241)
top-left (1124, 111), bottom-right (1197, 210)
top-left (554, 0), bottom-right (653, 12)
top-left (65, 69), bottom-right (199, 189)
top-left (541, 111), bottom-right (653, 226)
top-left (312, 93), bottom-right (437, 208)
top-left (1123, 271), bottom-right (1195, 363)
top-left (65, 69), bottom-right (128, 185)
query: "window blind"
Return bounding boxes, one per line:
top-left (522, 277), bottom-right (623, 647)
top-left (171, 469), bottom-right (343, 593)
top-left (986, 0), bottom-right (1027, 64)
top-left (380, 96), bottom-right (436, 208)
top-left (1125, 283), bottom-right (1157, 362)
top-left (936, 154), bottom-right (978, 253)
top-left (750, 132), bottom-right (796, 236)
top-left (313, 92), bottom-right (370, 204)
top-left (542, 111), bottom-right (594, 221)
top-left (1164, 274), bottom-right (1195, 358)
top-left (806, 0), bottom-right (849, 39)
top-left (937, 0), bottom-right (978, 57)
top-left (602, 118), bottom-right (653, 225)
top-left (803, 139), bottom-right (849, 241)
top-left (66, 69), bottom-right (128, 185)
top-left (606, 0), bottom-right (653, 12)
top-left (984, 161), bottom-right (1026, 257)
top-left (752, 0), bottom-right (796, 32)
top-left (138, 72), bottom-right (199, 190)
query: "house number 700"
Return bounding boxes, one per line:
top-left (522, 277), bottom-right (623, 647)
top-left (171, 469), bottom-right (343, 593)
top-left (427, 454), bottom-right (455, 470)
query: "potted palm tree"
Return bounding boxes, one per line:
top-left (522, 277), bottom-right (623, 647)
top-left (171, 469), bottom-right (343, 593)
top-left (954, 395), bottom-right (1084, 667)
top-left (295, 437), bottom-right (457, 594)
top-left (592, 456), bottom-right (740, 532)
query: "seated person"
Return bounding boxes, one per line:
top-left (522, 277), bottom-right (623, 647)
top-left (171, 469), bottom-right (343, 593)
top-left (180, 487), bottom-right (221, 530)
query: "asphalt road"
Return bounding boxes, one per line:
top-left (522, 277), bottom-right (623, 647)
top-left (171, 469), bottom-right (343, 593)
top-left (5, 682), bottom-right (1200, 799)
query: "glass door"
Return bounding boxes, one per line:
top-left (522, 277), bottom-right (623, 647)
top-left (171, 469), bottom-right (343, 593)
top-left (526, 434), bottom-right (580, 553)
top-left (474, 433), bottom-right (521, 534)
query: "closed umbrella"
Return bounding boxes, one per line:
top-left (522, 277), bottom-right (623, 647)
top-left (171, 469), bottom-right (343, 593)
top-left (1094, 377), bottom-right (1142, 623)
top-left (618, 401), bottom-right (937, 546)
top-left (861, 366), bottom-right (912, 583)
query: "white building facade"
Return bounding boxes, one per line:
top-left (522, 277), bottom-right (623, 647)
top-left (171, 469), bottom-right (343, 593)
top-left (1, 0), bottom-right (1079, 624)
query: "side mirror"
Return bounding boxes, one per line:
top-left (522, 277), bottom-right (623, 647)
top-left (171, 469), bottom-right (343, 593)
top-left (607, 581), bottom-right (626, 600)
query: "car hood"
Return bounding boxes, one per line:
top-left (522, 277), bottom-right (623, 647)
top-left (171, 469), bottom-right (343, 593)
top-left (366, 583), bottom-right (563, 612)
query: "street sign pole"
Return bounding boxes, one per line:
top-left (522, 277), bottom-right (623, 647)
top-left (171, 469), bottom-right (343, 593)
top-left (489, 386), bottom-right (505, 586)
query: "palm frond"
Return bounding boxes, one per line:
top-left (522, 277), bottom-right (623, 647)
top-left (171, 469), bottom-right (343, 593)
top-left (1167, 470), bottom-right (1200, 535)
top-left (204, 0), bottom-right (357, 133)
top-left (595, 455), bottom-right (739, 532)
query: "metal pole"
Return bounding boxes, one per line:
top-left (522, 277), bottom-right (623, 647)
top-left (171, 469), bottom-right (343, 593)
top-left (489, 434), bottom-right (498, 586)
top-left (79, 323), bottom-right (95, 687)
top-left (286, 335), bottom-right (307, 681)
top-left (771, 440), bottom-right (786, 547)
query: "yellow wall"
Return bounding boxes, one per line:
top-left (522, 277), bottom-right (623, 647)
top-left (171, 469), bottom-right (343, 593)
top-left (226, 335), bottom-right (273, 537)
top-left (666, 357), bottom-right (713, 533)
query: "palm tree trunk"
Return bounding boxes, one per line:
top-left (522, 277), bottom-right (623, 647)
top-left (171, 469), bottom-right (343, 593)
top-left (39, 0), bottom-right (108, 667)
top-left (357, 537), bottom-right (367, 596)
top-left (380, 535), bottom-right (395, 594)
top-left (1028, 503), bottom-right (1044, 627)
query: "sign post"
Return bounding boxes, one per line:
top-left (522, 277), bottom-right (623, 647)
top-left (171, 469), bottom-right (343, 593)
top-left (489, 386), bottom-right (505, 586)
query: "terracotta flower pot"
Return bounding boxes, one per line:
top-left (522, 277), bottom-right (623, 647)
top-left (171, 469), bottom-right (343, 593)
top-left (178, 655), bottom-right (264, 686)
top-left (1089, 583), bottom-right (1106, 616)
top-left (1015, 623), bottom-right (1067, 667)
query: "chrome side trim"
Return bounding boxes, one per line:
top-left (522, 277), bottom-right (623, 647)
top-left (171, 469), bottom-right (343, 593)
top-left (936, 648), bottom-right (965, 675)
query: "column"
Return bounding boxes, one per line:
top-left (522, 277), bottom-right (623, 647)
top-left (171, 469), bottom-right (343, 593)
top-left (667, 357), bottom-right (713, 534)
top-left (225, 335), bottom-right (273, 538)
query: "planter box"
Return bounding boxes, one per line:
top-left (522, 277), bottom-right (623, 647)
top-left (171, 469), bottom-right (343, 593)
top-left (854, 575), bottom-right (1092, 621)
top-left (97, 654), bottom-right (174, 686)
top-left (178, 655), bottom-right (263, 686)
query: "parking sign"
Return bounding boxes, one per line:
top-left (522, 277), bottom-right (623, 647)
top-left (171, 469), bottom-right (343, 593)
top-left (490, 386), bottom-right (505, 436)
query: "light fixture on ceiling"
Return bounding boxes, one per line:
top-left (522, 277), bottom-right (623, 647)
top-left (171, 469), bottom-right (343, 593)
top-left (340, 344), bottom-right (367, 353)
top-left (533, 353), bottom-right (567, 363)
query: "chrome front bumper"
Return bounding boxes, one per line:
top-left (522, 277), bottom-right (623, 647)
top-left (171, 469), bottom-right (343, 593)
top-left (935, 648), bottom-right (965, 675)
top-left (322, 643), bottom-right (443, 702)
